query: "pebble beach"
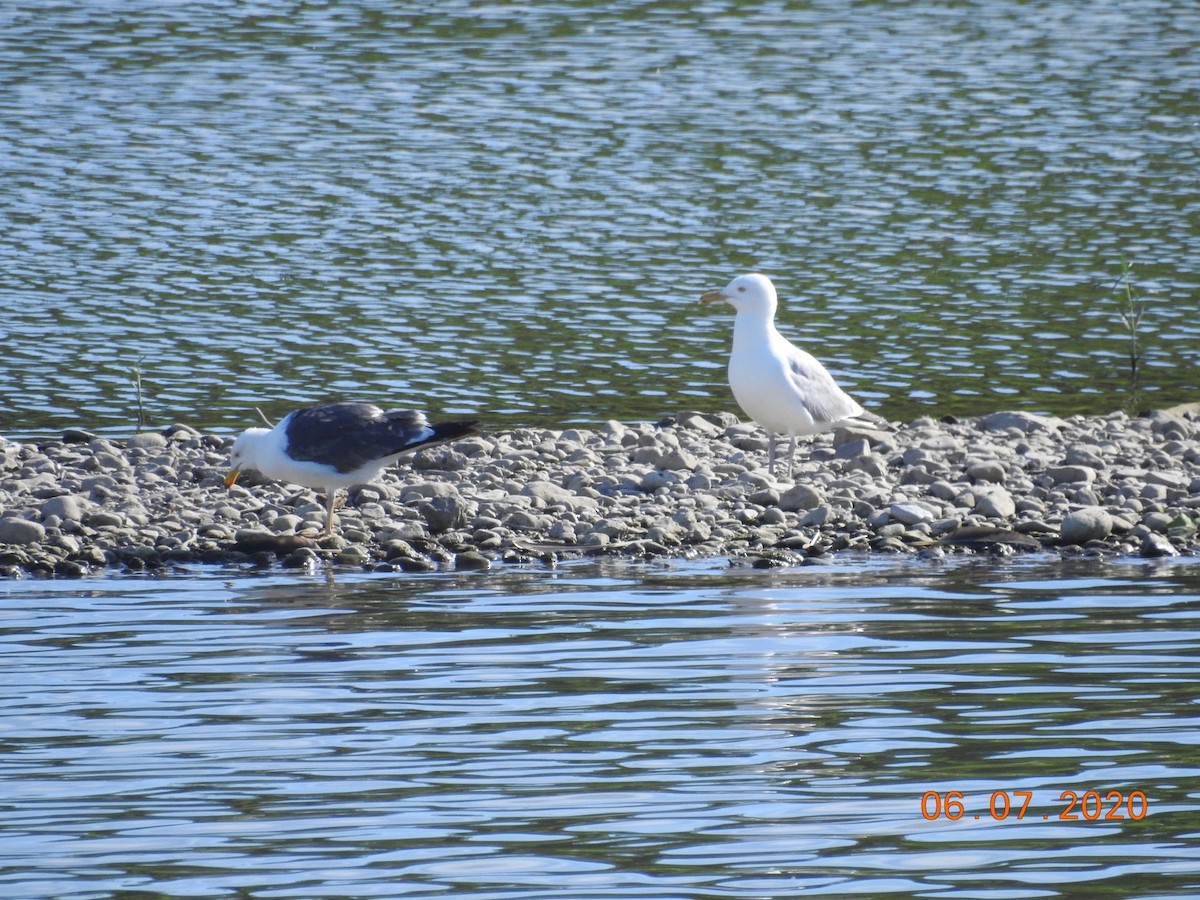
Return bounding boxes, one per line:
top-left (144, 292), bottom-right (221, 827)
top-left (2, 405), bottom-right (1198, 578)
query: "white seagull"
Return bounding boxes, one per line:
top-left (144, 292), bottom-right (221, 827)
top-left (701, 272), bottom-right (865, 478)
top-left (226, 402), bottom-right (479, 535)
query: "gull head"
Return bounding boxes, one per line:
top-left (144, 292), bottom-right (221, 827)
top-left (699, 272), bottom-right (778, 317)
top-left (225, 428), bottom-right (269, 487)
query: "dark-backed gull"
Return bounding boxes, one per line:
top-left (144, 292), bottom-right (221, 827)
top-left (225, 401), bottom-right (479, 535)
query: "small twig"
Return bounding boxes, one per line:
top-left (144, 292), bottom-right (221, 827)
top-left (1112, 254), bottom-right (1151, 414)
top-left (255, 407), bottom-right (274, 427)
top-left (131, 355), bottom-right (146, 432)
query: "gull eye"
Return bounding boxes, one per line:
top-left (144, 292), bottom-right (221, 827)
top-left (737, 286), bottom-right (746, 293)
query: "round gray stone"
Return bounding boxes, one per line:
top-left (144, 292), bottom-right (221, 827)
top-left (972, 487), bottom-right (1016, 519)
top-left (1047, 465), bottom-right (1097, 485)
top-left (455, 551), bottom-right (492, 570)
top-left (979, 411), bottom-right (1060, 434)
top-left (40, 494), bottom-right (90, 522)
top-left (1141, 511), bottom-right (1174, 533)
top-left (889, 502), bottom-right (936, 526)
top-left (404, 482), bottom-right (462, 500)
top-left (419, 496), bottom-right (469, 533)
top-left (0, 517), bottom-right (46, 545)
top-left (966, 461), bottom-right (1006, 484)
top-left (1140, 532), bottom-right (1179, 558)
top-left (520, 480), bottom-right (575, 506)
top-left (779, 484), bottom-right (824, 511)
top-left (1063, 445), bottom-right (1105, 468)
top-left (1060, 506), bottom-right (1113, 545)
top-left (748, 488), bottom-right (781, 507)
top-left (659, 448), bottom-right (699, 471)
top-left (799, 505), bottom-right (833, 527)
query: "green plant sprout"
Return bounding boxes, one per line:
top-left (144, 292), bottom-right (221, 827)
top-left (1113, 255), bottom-right (1150, 414)
top-left (130, 355), bottom-right (147, 432)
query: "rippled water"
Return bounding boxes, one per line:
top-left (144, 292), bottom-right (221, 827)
top-left (2, 1), bottom-right (1198, 439)
top-left (3, 555), bottom-right (1200, 897)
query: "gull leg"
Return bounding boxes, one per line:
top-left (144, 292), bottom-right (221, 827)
top-left (322, 490), bottom-right (337, 536)
top-left (786, 434), bottom-right (798, 479)
top-left (767, 434), bottom-right (776, 476)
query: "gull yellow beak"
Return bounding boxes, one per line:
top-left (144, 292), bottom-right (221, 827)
top-left (225, 468), bottom-right (241, 488)
top-left (699, 289), bottom-right (729, 306)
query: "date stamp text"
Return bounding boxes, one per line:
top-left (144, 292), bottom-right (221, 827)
top-left (921, 790), bottom-right (1148, 822)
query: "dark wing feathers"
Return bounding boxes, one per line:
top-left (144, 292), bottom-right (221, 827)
top-left (421, 418), bottom-right (482, 450)
top-left (285, 402), bottom-right (479, 473)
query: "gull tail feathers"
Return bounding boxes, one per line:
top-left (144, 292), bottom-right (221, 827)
top-left (840, 410), bottom-right (896, 431)
top-left (410, 419), bottom-right (481, 453)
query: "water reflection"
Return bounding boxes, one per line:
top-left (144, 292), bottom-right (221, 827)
top-left (2, 554), bottom-right (1199, 896)
top-left (2, 1), bottom-right (1198, 438)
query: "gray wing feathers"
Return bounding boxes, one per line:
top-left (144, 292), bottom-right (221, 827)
top-left (785, 348), bottom-right (864, 426)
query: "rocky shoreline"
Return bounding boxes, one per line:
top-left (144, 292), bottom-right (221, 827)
top-left (1, 406), bottom-right (1198, 577)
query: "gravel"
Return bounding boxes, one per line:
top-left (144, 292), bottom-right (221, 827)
top-left (1, 405), bottom-right (1198, 576)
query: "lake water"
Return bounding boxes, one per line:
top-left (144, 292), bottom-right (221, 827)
top-left (1, 0), bottom-right (1198, 440)
top-left (2, 553), bottom-right (1199, 897)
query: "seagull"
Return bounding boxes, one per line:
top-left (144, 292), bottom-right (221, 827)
top-left (701, 272), bottom-right (865, 478)
top-left (225, 402), bottom-right (479, 536)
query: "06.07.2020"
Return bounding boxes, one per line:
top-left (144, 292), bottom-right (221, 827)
top-left (921, 789), bottom-right (1147, 822)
